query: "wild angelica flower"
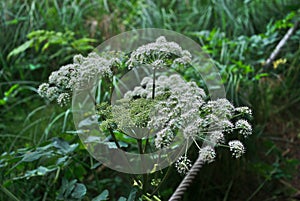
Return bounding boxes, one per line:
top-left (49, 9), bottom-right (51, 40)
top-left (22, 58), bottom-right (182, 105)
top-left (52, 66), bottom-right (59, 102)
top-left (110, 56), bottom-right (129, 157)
top-left (127, 36), bottom-right (192, 69)
top-left (155, 128), bottom-right (174, 148)
top-left (183, 122), bottom-right (200, 139)
top-left (199, 146), bottom-right (216, 163)
top-left (219, 120), bottom-right (234, 130)
top-left (173, 57), bottom-right (191, 65)
top-left (37, 83), bottom-right (49, 98)
top-left (123, 74), bottom-right (207, 147)
top-left (48, 64), bottom-right (78, 87)
top-left (235, 119), bottom-right (252, 137)
top-left (202, 99), bottom-right (234, 119)
top-left (38, 36), bottom-right (253, 175)
top-left (175, 156), bottom-right (192, 174)
top-left (73, 54), bottom-right (84, 64)
top-left (151, 59), bottom-right (165, 69)
top-left (156, 36), bottom-right (167, 43)
top-left (57, 93), bottom-right (70, 107)
top-left (46, 86), bottom-right (60, 101)
top-left (209, 131), bottom-right (225, 145)
top-left (235, 106), bottom-right (252, 116)
top-left (181, 50), bottom-right (192, 58)
top-left (228, 140), bottom-right (245, 158)
top-left (38, 51), bottom-right (115, 106)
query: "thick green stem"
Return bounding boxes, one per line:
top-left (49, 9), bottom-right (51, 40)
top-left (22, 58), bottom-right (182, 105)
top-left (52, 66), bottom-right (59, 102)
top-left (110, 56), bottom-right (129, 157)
top-left (152, 68), bottom-right (156, 99)
top-left (109, 128), bottom-right (121, 149)
top-left (137, 139), bottom-right (148, 193)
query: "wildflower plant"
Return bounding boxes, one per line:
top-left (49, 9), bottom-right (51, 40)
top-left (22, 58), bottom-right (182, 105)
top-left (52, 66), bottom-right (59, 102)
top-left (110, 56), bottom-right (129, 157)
top-left (38, 30), bottom-right (252, 178)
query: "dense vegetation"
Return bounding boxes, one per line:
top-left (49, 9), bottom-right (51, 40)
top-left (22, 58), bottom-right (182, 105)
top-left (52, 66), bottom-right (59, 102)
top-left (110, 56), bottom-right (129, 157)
top-left (1, 0), bottom-right (300, 200)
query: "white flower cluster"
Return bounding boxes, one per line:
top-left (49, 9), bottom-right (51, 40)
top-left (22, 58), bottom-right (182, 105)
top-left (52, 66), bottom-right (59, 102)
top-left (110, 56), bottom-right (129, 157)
top-left (123, 73), bottom-right (252, 167)
top-left (200, 99), bottom-right (235, 131)
top-left (123, 73), bottom-right (252, 174)
top-left (201, 99), bottom-right (234, 119)
top-left (124, 74), bottom-right (207, 148)
top-left (235, 106), bottom-right (252, 116)
top-left (38, 52), bottom-right (116, 106)
top-left (235, 119), bottom-right (252, 137)
top-left (228, 140), bottom-right (245, 158)
top-left (175, 156), bottom-right (192, 174)
top-left (199, 146), bottom-right (216, 163)
top-left (127, 36), bottom-right (192, 69)
top-left (209, 131), bottom-right (225, 145)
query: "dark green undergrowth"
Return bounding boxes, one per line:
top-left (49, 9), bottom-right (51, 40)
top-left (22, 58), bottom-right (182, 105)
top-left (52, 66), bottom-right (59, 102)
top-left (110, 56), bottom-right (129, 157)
top-left (1, 0), bottom-right (300, 200)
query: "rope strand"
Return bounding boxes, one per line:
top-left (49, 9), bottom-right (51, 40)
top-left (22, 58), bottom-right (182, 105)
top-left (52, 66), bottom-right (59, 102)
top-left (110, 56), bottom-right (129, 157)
top-left (169, 153), bottom-right (204, 201)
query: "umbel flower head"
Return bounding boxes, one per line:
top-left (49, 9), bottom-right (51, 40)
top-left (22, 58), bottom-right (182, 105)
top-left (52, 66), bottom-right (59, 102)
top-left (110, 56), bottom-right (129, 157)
top-left (199, 146), bottom-right (216, 164)
top-left (235, 119), bottom-right (252, 138)
top-left (229, 140), bottom-right (245, 158)
top-left (37, 36), bottom-right (253, 175)
top-left (122, 73), bottom-right (252, 174)
top-left (37, 52), bottom-right (117, 106)
top-left (175, 156), bottom-right (192, 175)
top-left (126, 36), bottom-right (192, 69)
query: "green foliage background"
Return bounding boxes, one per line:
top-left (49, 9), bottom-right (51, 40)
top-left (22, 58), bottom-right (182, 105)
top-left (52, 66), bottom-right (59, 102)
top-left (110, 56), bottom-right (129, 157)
top-left (1, 0), bottom-right (300, 200)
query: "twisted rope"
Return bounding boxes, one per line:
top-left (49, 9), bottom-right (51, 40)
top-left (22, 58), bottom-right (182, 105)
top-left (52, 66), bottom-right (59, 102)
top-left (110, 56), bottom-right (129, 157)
top-left (169, 154), bottom-right (204, 201)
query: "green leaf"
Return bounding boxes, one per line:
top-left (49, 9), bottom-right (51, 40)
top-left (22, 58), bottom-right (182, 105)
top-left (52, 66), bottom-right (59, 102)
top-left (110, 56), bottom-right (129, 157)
top-left (4, 84), bottom-right (19, 97)
top-left (28, 64), bottom-right (42, 70)
top-left (71, 183), bottom-right (87, 199)
top-left (7, 40), bottom-right (34, 59)
top-left (118, 197), bottom-right (127, 201)
top-left (22, 150), bottom-right (53, 162)
top-left (0, 100), bottom-right (6, 105)
top-left (0, 84), bottom-right (19, 105)
top-left (56, 156), bottom-right (68, 165)
top-left (254, 73), bottom-right (268, 80)
top-left (92, 189), bottom-right (109, 201)
top-left (127, 187), bottom-right (138, 201)
top-left (52, 138), bottom-right (78, 154)
top-left (41, 42), bottom-right (50, 52)
top-left (65, 179), bottom-right (77, 197)
top-left (14, 166), bottom-right (57, 179)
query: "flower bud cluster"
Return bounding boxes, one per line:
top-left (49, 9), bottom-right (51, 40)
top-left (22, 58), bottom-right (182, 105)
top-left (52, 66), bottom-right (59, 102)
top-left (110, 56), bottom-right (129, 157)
top-left (127, 36), bottom-right (192, 69)
top-left (175, 156), bottom-right (192, 174)
top-left (228, 140), bottom-right (245, 158)
top-left (38, 52), bottom-right (115, 106)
